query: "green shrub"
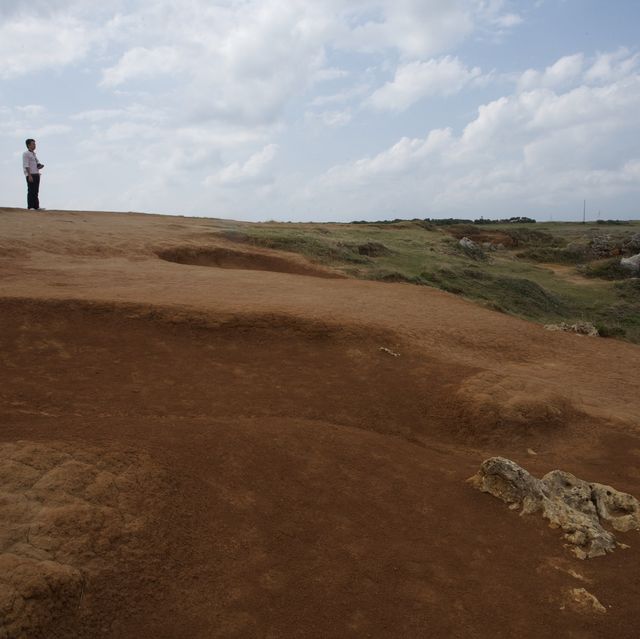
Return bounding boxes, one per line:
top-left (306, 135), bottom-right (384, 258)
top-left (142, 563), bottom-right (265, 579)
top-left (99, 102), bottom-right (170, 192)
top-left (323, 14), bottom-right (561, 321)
top-left (516, 246), bottom-right (589, 264)
top-left (595, 323), bottom-right (626, 338)
top-left (581, 258), bottom-right (635, 280)
top-left (490, 276), bottom-right (567, 317)
top-left (614, 279), bottom-right (640, 299)
top-left (501, 228), bottom-right (562, 247)
top-left (370, 270), bottom-right (422, 284)
top-left (351, 241), bottom-right (391, 257)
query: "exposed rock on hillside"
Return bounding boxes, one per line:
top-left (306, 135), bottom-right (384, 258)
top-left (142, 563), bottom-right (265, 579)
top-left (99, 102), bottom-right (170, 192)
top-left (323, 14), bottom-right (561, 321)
top-left (459, 237), bottom-right (478, 250)
top-left (544, 322), bottom-right (599, 336)
top-left (470, 457), bottom-right (640, 559)
top-left (589, 234), bottom-right (616, 258)
top-left (624, 233), bottom-right (640, 252)
top-left (620, 253), bottom-right (640, 274)
top-left (458, 237), bottom-right (487, 260)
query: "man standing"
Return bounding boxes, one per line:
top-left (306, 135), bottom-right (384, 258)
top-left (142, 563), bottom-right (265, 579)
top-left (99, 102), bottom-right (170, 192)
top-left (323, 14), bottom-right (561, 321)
top-left (23, 139), bottom-right (44, 210)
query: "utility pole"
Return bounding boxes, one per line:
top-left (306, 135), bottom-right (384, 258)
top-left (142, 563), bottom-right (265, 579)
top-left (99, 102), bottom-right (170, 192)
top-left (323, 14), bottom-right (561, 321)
top-left (583, 199), bottom-right (586, 224)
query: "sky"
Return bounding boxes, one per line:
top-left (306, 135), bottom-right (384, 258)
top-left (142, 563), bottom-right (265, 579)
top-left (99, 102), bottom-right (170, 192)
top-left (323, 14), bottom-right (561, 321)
top-left (1, 0), bottom-right (639, 222)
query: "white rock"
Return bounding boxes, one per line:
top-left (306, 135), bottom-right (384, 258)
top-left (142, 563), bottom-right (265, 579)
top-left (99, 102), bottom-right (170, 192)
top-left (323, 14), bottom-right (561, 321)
top-left (470, 457), bottom-right (640, 559)
top-left (620, 253), bottom-right (640, 273)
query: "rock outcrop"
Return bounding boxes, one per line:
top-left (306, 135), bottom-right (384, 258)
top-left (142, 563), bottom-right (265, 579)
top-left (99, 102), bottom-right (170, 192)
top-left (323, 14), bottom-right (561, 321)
top-left (458, 237), bottom-right (487, 261)
top-left (620, 253), bottom-right (640, 274)
top-left (470, 457), bottom-right (640, 559)
top-left (624, 233), bottom-right (640, 253)
top-left (459, 237), bottom-right (478, 250)
top-left (544, 322), bottom-right (599, 337)
top-left (589, 234), bottom-right (615, 257)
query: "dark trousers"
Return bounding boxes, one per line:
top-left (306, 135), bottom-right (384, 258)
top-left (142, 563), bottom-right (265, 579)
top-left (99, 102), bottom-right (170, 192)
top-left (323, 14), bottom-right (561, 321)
top-left (26, 174), bottom-right (40, 209)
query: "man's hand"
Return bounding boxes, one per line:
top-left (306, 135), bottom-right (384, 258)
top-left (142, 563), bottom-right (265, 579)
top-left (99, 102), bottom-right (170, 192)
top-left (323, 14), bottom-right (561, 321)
top-left (27, 175), bottom-right (33, 182)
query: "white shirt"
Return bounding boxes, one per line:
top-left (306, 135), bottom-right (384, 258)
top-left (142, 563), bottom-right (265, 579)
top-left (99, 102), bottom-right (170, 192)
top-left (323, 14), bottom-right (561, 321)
top-left (23, 150), bottom-right (40, 176)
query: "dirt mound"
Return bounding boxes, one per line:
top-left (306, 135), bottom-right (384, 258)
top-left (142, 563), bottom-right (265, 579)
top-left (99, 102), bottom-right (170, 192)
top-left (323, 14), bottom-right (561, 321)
top-left (0, 297), bottom-right (474, 448)
top-left (454, 370), bottom-right (578, 445)
top-left (157, 246), bottom-right (343, 278)
top-left (0, 441), bottom-right (162, 639)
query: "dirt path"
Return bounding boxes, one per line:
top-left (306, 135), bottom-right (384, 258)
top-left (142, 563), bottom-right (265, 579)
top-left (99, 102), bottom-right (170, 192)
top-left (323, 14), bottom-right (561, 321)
top-left (1, 208), bottom-right (640, 638)
top-left (539, 263), bottom-right (596, 286)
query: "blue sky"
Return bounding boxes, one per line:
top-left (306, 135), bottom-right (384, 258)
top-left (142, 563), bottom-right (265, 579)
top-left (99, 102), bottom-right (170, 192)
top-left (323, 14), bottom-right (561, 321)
top-left (1, 0), bottom-right (639, 221)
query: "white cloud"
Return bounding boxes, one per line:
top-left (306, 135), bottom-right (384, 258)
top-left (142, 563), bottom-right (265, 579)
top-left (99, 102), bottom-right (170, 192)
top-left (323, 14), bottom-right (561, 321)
top-left (310, 84), bottom-right (371, 108)
top-left (316, 51), bottom-right (640, 217)
top-left (518, 54), bottom-right (584, 91)
top-left (100, 46), bottom-right (186, 87)
top-left (0, 15), bottom-right (93, 78)
top-left (29, 124), bottom-right (73, 137)
top-left (368, 56), bottom-right (483, 112)
top-left (313, 67), bottom-right (350, 82)
top-left (494, 13), bottom-right (523, 28)
top-left (71, 109), bottom-right (124, 122)
top-left (0, 1), bottom-right (523, 128)
top-left (518, 50), bottom-right (640, 95)
top-left (342, 2), bottom-right (475, 58)
top-left (585, 49), bottom-right (640, 84)
top-left (16, 105), bottom-right (46, 117)
top-left (305, 109), bottom-right (353, 128)
top-left (0, 105), bottom-right (70, 139)
top-left (206, 144), bottom-right (279, 186)
top-left (334, 0), bottom-right (521, 59)
top-left (323, 128), bottom-right (453, 186)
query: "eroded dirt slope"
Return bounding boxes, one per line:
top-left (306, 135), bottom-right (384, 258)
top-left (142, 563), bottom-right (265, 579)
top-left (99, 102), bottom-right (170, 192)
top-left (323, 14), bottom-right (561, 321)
top-left (1, 208), bottom-right (640, 638)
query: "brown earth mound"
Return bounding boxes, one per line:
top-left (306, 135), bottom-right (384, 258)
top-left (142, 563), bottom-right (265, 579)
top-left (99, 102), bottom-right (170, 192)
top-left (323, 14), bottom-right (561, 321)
top-left (1, 208), bottom-right (640, 638)
top-left (157, 246), bottom-right (343, 278)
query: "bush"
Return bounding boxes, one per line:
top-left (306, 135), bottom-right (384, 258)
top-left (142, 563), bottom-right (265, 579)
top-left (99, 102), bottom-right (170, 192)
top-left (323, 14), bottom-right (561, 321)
top-left (516, 247), bottom-right (586, 264)
top-left (420, 268), bottom-right (566, 318)
top-left (354, 241), bottom-right (391, 257)
top-left (595, 323), bottom-right (626, 338)
top-left (370, 270), bottom-right (421, 284)
top-left (614, 279), bottom-right (640, 299)
top-left (491, 276), bottom-right (567, 317)
top-left (501, 228), bottom-right (561, 247)
top-left (581, 258), bottom-right (635, 280)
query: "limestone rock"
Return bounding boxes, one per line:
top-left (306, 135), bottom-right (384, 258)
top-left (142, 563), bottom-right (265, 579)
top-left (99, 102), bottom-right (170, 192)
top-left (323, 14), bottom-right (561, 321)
top-left (459, 237), bottom-right (478, 250)
top-left (458, 237), bottom-right (486, 261)
top-left (589, 234), bottom-right (614, 258)
top-left (565, 587), bottom-right (607, 614)
top-left (470, 457), bottom-right (640, 559)
top-left (624, 233), bottom-right (640, 252)
top-left (620, 253), bottom-right (640, 273)
top-left (544, 322), bottom-right (599, 337)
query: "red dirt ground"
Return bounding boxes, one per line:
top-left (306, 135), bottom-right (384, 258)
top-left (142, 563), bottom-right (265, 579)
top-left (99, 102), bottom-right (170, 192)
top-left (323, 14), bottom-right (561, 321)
top-left (1, 207), bottom-right (640, 638)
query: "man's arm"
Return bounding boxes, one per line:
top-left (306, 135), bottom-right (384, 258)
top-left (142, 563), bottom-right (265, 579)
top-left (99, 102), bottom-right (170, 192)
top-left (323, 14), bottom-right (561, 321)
top-left (22, 152), bottom-right (32, 181)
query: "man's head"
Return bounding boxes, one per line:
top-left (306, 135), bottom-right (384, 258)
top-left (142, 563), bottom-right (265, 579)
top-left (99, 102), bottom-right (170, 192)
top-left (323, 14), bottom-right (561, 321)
top-left (25, 139), bottom-right (36, 151)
